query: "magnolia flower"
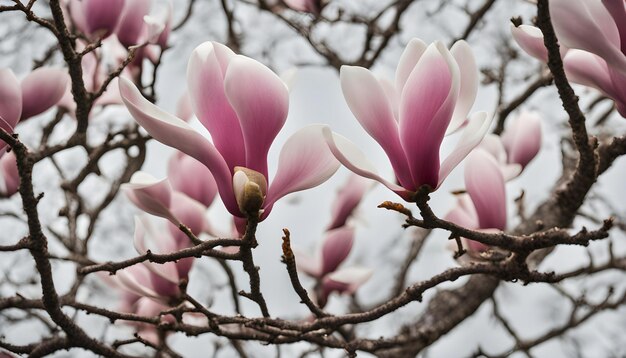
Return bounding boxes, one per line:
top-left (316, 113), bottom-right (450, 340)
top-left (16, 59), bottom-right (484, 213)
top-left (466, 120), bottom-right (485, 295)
top-left (327, 174), bottom-right (371, 230)
top-left (0, 68), bottom-right (68, 153)
top-left (479, 111), bottom-right (541, 180)
top-left (445, 149), bottom-right (506, 256)
top-left (0, 152), bottom-right (19, 197)
top-left (68, 0), bottom-right (125, 38)
top-left (511, 0), bottom-right (626, 116)
top-left (119, 41), bottom-right (340, 219)
top-left (296, 227), bottom-right (372, 307)
top-left (500, 111), bottom-right (542, 169)
top-left (324, 39), bottom-right (491, 201)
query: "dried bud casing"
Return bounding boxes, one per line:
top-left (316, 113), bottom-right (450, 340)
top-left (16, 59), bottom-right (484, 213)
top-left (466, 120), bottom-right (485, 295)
top-left (233, 167), bottom-right (267, 216)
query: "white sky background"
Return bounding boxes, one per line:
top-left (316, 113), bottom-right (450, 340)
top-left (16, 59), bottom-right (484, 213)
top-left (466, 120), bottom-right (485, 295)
top-left (0, 0), bottom-right (625, 357)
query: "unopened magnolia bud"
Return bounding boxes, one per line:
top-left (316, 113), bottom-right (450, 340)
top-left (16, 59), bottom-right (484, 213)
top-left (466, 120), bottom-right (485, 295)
top-left (233, 167), bottom-right (267, 216)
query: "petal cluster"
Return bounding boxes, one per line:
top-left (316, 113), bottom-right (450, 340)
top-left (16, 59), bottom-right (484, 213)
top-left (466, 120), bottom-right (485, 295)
top-left (325, 39), bottom-right (491, 200)
top-left (512, 0), bottom-right (626, 117)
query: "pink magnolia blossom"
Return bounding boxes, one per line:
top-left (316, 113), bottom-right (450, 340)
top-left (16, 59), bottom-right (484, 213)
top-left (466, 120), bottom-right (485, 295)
top-left (511, 0), bottom-right (626, 116)
top-left (479, 111), bottom-right (541, 180)
top-left (445, 148), bottom-right (506, 256)
top-left (500, 111), bottom-right (542, 169)
top-left (0, 68), bottom-right (68, 153)
top-left (0, 152), bottom-right (19, 197)
top-left (119, 41), bottom-right (340, 219)
top-left (296, 227), bottom-right (372, 307)
top-left (324, 39), bottom-right (492, 201)
top-left (327, 174), bottom-right (371, 230)
top-left (68, 0), bottom-right (125, 38)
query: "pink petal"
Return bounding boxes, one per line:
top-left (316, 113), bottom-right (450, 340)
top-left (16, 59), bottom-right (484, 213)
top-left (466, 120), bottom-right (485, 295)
top-left (83, 0), bottom-right (125, 37)
top-left (563, 50), bottom-right (616, 96)
top-left (550, 0), bottom-right (626, 73)
top-left (294, 248), bottom-right (322, 277)
top-left (67, 0), bottom-right (88, 34)
top-left (0, 117), bottom-right (13, 155)
top-left (340, 65), bottom-right (412, 188)
top-left (167, 151), bottom-right (217, 208)
top-left (0, 69), bottom-right (22, 129)
top-left (478, 134), bottom-right (508, 164)
top-left (283, 0), bottom-right (321, 13)
top-left (264, 125), bottom-right (340, 211)
top-left (448, 40), bottom-right (478, 135)
top-left (123, 172), bottom-right (176, 223)
top-left (116, 265), bottom-right (161, 299)
top-left (399, 42), bottom-right (459, 189)
top-left (118, 77), bottom-right (240, 216)
top-left (167, 192), bottom-right (207, 248)
top-left (324, 266), bottom-right (372, 294)
top-left (444, 194), bottom-right (479, 229)
top-left (134, 297), bottom-right (168, 317)
top-left (186, 42), bottom-right (245, 171)
top-left (224, 55), bottom-right (289, 178)
top-left (378, 77), bottom-right (399, 120)
top-left (320, 227), bottom-right (354, 276)
top-left (175, 91), bottom-right (194, 122)
top-left (133, 217), bottom-right (181, 295)
top-left (327, 174), bottom-right (370, 230)
top-left (464, 149), bottom-right (506, 230)
top-left (115, 0), bottom-right (151, 47)
top-left (511, 24), bottom-right (548, 62)
top-left (395, 38), bottom-right (427, 94)
top-left (20, 67), bottom-right (68, 121)
top-left (155, 2), bottom-right (172, 48)
top-left (0, 151), bottom-right (19, 197)
top-left (438, 111), bottom-right (492, 187)
top-left (501, 111), bottom-right (542, 168)
top-left (603, 0), bottom-right (626, 54)
top-left (323, 127), bottom-right (411, 199)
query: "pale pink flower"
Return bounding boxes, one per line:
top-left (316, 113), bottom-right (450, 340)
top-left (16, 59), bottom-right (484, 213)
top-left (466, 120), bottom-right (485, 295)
top-left (479, 111), bottom-right (541, 180)
top-left (500, 111), bottom-right (542, 169)
top-left (296, 227), bottom-right (372, 306)
top-left (327, 174), bottom-right (371, 230)
top-left (324, 39), bottom-right (491, 201)
top-left (445, 148), bottom-right (506, 256)
top-left (119, 41), bottom-right (340, 219)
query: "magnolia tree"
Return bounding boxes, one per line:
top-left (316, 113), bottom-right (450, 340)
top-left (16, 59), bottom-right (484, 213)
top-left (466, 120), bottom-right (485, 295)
top-left (0, 0), bottom-right (625, 357)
